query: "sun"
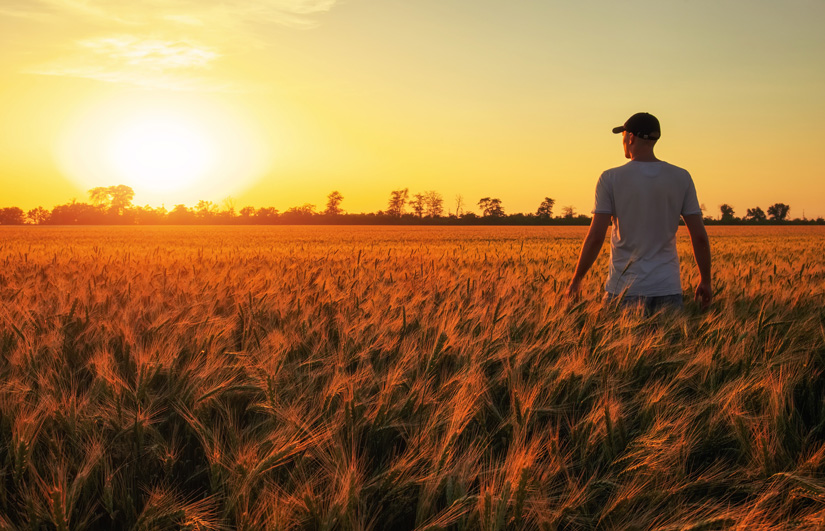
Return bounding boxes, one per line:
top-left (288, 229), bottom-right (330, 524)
top-left (107, 114), bottom-right (216, 194)
top-left (56, 93), bottom-right (271, 205)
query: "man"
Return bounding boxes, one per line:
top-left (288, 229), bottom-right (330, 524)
top-left (565, 112), bottom-right (712, 314)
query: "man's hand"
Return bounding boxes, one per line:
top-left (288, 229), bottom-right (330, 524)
top-left (694, 280), bottom-right (712, 310)
top-left (565, 277), bottom-right (582, 300)
top-left (683, 214), bottom-right (712, 311)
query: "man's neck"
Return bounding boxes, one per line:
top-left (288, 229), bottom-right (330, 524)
top-left (630, 152), bottom-right (659, 162)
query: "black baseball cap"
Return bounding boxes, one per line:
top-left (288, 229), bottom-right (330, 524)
top-left (612, 112), bottom-right (661, 140)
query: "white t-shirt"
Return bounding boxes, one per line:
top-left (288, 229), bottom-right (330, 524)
top-left (592, 160), bottom-right (702, 297)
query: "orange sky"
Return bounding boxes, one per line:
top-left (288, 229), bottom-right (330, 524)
top-left (1, 1), bottom-right (824, 218)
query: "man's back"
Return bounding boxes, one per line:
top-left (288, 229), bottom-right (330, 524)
top-left (566, 111), bottom-right (711, 311)
top-left (593, 161), bottom-right (702, 296)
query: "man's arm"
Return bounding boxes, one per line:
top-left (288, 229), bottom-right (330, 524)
top-left (683, 214), bottom-right (712, 309)
top-left (565, 213), bottom-right (612, 298)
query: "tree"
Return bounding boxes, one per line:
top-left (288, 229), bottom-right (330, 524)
top-left (767, 203), bottom-right (790, 221)
top-left (454, 194), bottom-right (464, 217)
top-left (719, 204), bottom-right (736, 222)
top-left (255, 207), bottom-right (279, 223)
top-left (108, 185), bottom-right (135, 215)
top-left (325, 191), bottom-right (344, 216)
top-left (478, 197), bottom-right (505, 217)
top-left (239, 206), bottom-right (256, 219)
top-left (195, 200), bottom-right (218, 222)
top-left (26, 206), bottom-right (49, 224)
top-left (168, 204), bottom-right (195, 224)
top-left (536, 197), bottom-right (555, 220)
top-left (88, 187), bottom-right (110, 207)
top-left (488, 199), bottom-right (504, 218)
top-left (48, 202), bottom-right (103, 224)
top-left (561, 205), bottom-right (576, 219)
top-left (0, 207), bottom-right (25, 225)
top-left (87, 185), bottom-right (135, 215)
top-left (424, 191), bottom-right (444, 217)
top-left (478, 197), bottom-right (490, 214)
top-left (284, 204), bottom-right (316, 216)
top-left (410, 193), bottom-right (426, 217)
top-left (222, 197), bottom-right (237, 217)
top-left (387, 189), bottom-right (409, 217)
top-left (134, 205), bottom-right (166, 225)
top-left (745, 206), bottom-right (766, 222)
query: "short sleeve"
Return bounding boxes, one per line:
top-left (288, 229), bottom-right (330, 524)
top-left (681, 174), bottom-right (702, 216)
top-left (592, 172), bottom-right (614, 215)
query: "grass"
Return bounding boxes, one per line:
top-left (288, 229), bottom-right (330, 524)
top-left (0, 225), bottom-right (823, 530)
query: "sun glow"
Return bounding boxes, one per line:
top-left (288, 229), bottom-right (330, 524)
top-left (107, 113), bottom-right (216, 194)
top-left (57, 94), bottom-right (270, 205)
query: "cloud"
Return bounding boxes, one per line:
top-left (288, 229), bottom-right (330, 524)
top-left (3, 0), bottom-right (340, 29)
top-left (79, 36), bottom-right (219, 70)
top-left (26, 36), bottom-right (242, 92)
top-left (257, 0), bottom-right (338, 18)
top-left (3, 0), bottom-right (341, 90)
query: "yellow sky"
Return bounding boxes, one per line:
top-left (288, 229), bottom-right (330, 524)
top-left (1, 0), bottom-right (824, 218)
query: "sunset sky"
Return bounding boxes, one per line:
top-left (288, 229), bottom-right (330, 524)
top-left (1, 0), bottom-right (823, 218)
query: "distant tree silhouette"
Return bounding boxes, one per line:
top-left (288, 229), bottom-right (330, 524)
top-left (536, 197), bottom-right (555, 220)
top-left (325, 191), bottom-right (344, 216)
top-left (134, 205), bottom-right (167, 225)
top-left (0, 207), bottom-right (25, 225)
top-left (410, 193), bottom-right (425, 217)
top-left (195, 200), bottom-right (218, 223)
top-left (255, 207), bottom-right (279, 223)
top-left (26, 206), bottom-right (49, 225)
top-left (109, 185), bottom-right (135, 214)
top-left (454, 194), bottom-right (464, 217)
top-left (424, 191), bottom-right (444, 217)
top-left (48, 201), bottom-right (103, 224)
top-left (387, 189), bottom-right (409, 217)
top-left (86, 185), bottom-right (135, 215)
top-left (37, 185), bottom-right (825, 226)
top-left (478, 197), bottom-right (490, 215)
top-left (488, 198), bottom-right (505, 217)
top-left (88, 187), bottom-right (109, 207)
top-left (745, 206), bottom-right (766, 222)
top-left (478, 197), bottom-right (505, 217)
top-left (196, 200), bottom-right (217, 214)
top-left (767, 203), bottom-right (790, 221)
top-left (168, 204), bottom-right (195, 224)
top-left (221, 197), bottom-right (237, 217)
top-left (109, 184), bottom-right (135, 215)
top-left (284, 204), bottom-right (316, 217)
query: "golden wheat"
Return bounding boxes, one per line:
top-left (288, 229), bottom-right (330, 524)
top-left (0, 225), bottom-right (823, 530)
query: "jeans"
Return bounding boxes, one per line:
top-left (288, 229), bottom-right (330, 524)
top-left (603, 292), bottom-right (684, 315)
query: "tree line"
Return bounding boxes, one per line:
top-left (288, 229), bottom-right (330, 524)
top-left (0, 186), bottom-right (591, 225)
top-left (0, 185), bottom-right (821, 225)
top-left (715, 203), bottom-right (802, 224)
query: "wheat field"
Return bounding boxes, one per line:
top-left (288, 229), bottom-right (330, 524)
top-left (0, 225), bottom-right (823, 530)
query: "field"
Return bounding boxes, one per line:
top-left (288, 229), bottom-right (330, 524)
top-left (0, 225), bottom-right (824, 530)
